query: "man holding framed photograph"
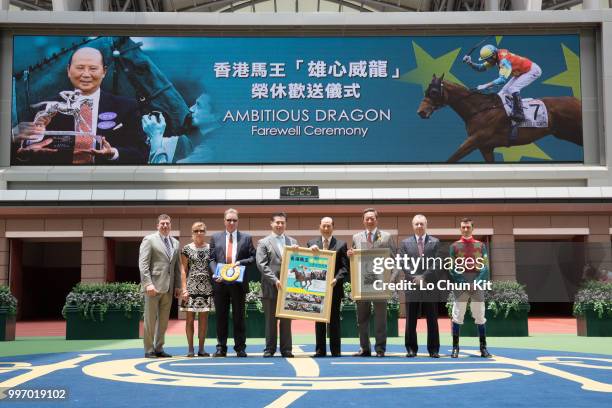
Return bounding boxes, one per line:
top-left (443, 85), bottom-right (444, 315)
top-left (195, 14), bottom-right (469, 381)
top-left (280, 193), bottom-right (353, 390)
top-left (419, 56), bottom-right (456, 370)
top-left (256, 212), bottom-right (298, 358)
top-left (347, 208), bottom-right (397, 357)
top-left (308, 216), bottom-right (349, 358)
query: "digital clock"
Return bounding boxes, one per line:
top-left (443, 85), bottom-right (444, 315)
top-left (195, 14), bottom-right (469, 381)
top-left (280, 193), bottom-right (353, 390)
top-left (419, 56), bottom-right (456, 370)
top-left (280, 186), bottom-right (319, 200)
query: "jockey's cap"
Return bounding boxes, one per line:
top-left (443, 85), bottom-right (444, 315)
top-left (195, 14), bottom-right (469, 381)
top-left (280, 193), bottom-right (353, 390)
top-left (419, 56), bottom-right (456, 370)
top-left (479, 44), bottom-right (498, 61)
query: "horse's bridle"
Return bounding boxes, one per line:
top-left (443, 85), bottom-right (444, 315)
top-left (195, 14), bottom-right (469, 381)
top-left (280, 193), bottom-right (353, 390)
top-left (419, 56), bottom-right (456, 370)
top-left (110, 38), bottom-right (172, 107)
top-left (424, 80), bottom-right (446, 112)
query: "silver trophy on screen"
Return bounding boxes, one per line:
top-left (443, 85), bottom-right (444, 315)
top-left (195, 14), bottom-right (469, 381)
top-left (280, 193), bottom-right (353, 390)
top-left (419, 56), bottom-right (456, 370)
top-left (20, 90), bottom-right (102, 159)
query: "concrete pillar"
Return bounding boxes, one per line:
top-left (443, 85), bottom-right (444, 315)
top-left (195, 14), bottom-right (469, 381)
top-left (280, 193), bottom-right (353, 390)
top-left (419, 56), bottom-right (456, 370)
top-left (51, 0), bottom-right (82, 11)
top-left (491, 216), bottom-right (516, 281)
top-left (82, 219), bottom-right (106, 283)
top-left (511, 0), bottom-right (541, 10)
top-left (485, 0), bottom-right (500, 10)
top-left (93, 0), bottom-right (110, 10)
top-left (583, 0), bottom-right (600, 9)
top-left (1, 0), bottom-right (10, 11)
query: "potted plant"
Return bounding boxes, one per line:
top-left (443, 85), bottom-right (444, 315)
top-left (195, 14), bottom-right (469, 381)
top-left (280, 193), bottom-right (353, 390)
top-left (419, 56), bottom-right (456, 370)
top-left (574, 280), bottom-right (612, 337)
top-left (244, 281), bottom-right (265, 338)
top-left (62, 282), bottom-right (143, 340)
top-left (0, 286), bottom-right (17, 341)
top-left (446, 280), bottom-right (530, 337)
top-left (340, 282), bottom-right (359, 338)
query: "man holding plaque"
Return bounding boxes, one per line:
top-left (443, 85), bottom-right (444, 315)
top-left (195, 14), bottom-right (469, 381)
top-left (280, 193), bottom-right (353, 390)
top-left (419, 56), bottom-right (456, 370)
top-left (14, 47), bottom-right (148, 165)
top-left (209, 208), bottom-right (256, 358)
top-left (256, 212), bottom-right (298, 358)
top-left (399, 214), bottom-right (441, 358)
top-left (308, 217), bottom-right (349, 358)
top-left (348, 208), bottom-right (397, 357)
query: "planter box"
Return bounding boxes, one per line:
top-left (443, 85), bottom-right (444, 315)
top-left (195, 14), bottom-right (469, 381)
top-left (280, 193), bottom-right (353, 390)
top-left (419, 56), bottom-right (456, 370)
top-left (340, 304), bottom-right (359, 338)
top-left (0, 307), bottom-right (16, 341)
top-left (245, 304), bottom-right (265, 338)
top-left (458, 304), bottom-right (530, 337)
top-left (65, 306), bottom-right (141, 340)
top-left (340, 303), bottom-right (398, 338)
top-left (577, 310), bottom-right (612, 337)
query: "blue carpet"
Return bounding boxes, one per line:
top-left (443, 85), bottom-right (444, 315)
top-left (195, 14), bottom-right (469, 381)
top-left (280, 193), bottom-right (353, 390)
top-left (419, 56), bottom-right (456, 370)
top-left (0, 345), bottom-right (610, 407)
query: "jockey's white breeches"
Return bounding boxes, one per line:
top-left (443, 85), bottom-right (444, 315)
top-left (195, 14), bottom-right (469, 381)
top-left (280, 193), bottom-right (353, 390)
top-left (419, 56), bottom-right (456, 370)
top-left (498, 62), bottom-right (542, 97)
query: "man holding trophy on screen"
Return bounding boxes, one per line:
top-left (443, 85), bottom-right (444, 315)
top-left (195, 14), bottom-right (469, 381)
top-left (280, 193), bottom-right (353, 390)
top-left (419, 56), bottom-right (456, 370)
top-left (12, 47), bottom-right (148, 165)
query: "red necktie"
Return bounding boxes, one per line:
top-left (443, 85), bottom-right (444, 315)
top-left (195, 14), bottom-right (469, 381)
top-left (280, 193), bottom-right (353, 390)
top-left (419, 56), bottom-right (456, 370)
top-left (367, 232), bottom-right (373, 247)
top-left (73, 99), bottom-right (94, 164)
top-left (226, 233), bottom-right (233, 264)
top-left (418, 237), bottom-right (424, 256)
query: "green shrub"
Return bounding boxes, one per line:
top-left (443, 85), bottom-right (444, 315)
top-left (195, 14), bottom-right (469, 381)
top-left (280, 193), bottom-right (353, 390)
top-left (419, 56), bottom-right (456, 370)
top-left (62, 282), bottom-right (143, 322)
top-left (245, 281), bottom-right (263, 312)
top-left (573, 280), bottom-right (612, 319)
top-left (0, 286), bottom-right (17, 316)
top-left (446, 280), bottom-right (529, 318)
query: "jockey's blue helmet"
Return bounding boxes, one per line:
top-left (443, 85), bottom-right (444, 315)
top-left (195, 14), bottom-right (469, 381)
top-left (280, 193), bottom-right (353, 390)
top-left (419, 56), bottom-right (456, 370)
top-left (479, 44), bottom-right (498, 61)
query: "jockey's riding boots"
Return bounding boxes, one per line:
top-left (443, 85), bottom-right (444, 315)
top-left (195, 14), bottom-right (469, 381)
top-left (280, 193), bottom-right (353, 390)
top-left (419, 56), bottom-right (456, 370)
top-left (451, 335), bottom-right (460, 358)
top-left (511, 92), bottom-right (525, 122)
top-left (479, 336), bottom-right (492, 358)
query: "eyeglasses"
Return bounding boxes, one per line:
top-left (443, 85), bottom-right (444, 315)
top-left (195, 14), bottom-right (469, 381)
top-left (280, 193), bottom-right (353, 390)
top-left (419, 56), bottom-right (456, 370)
top-left (192, 229), bottom-right (206, 233)
top-left (225, 219), bottom-right (238, 223)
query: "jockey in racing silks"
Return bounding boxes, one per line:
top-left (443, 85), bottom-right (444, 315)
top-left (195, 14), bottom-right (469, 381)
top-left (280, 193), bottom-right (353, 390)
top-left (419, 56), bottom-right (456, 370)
top-left (462, 44), bottom-right (541, 122)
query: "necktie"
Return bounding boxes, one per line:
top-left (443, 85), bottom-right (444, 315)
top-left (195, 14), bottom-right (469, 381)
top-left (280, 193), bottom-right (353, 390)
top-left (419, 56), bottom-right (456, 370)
top-left (367, 231), bottom-right (373, 245)
top-left (323, 238), bottom-right (329, 250)
top-left (163, 237), bottom-right (172, 258)
top-left (277, 235), bottom-right (284, 254)
top-left (418, 236), bottom-right (424, 256)
top-left (73, 98), bottom-right (94, 164)
top-left (226, 233), bottom-right (233, 264)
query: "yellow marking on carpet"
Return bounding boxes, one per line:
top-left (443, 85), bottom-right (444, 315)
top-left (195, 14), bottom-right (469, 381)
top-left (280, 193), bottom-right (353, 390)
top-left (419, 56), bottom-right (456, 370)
top-left (286, 345), bottom-right (319, 377)
top-left (264, 391), bottom-right (308, 408)
top-left (0, 354), bottom-right (106, 389)
top-left (462, 351), bottom-right (612, 393)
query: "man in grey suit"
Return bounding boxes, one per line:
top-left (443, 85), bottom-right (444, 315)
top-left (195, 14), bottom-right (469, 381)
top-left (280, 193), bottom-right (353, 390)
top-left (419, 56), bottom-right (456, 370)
top-left (348, 208), bottom-right (397, 357)
top-left (399, 214), bottom-right (441, 358)
top-left (139, 214), bottom-right (182, 358)
top-left (256, 212), bottom-right (298, 358)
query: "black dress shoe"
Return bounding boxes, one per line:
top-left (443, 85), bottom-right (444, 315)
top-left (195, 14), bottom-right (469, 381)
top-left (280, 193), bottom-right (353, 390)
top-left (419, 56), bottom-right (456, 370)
top-left (353, 351), bottom-right (371, 357)
top-left (213, 351), bottom-right (227, 357)
top-left (313, 352), bottom-right (327, 358)
top-left (406, 351), bottom-right (417, 358)
top-left (263, 351), bottom-right (274, 358)
top-left (429, 352), bottom-right (440, 359)
top-left (331, 353), bottom-right (341, 357)
top-left (281, 352), bottom-right (294, 358)
top-left (144, 352), bottom-right (158, 358)
top-left (376, 351), bottom-right (385, 358)
top-left (198, 351), bottom-right (210, 357)
top-left (155, 351), bottom-right (172, 358)
top-left (451, 347), bottom-right (459, 359)
top-left (236, 351), bottom-right (247, 358)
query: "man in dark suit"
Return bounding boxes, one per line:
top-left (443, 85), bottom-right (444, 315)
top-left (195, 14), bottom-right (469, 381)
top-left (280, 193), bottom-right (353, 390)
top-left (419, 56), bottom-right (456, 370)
top-left (399, 214), bottom-right (441, 358)
top-left (307, 216), bottom-right (349, 357)
top-left (256, 212), bottom-right (298, 358)
top-left (14, 47), bottom-right (148, 164)
top-left (209, 208), bottom-right (256, 358)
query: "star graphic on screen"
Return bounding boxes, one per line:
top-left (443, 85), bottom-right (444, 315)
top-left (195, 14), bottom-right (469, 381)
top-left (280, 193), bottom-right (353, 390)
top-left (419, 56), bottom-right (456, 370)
top-left (399, 42), bottom-right (464, 91)
top-left (494, 144), bottom-right (552, 162)
top-left (542, 44), bottom-right (581, 99)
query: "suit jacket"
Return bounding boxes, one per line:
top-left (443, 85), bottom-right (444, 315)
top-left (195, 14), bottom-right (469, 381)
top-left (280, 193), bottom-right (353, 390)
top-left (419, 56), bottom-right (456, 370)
top-left (139, 233), bottom-right (182, 294)
top-left (399, 235), bottom-right (440, 281)
top-left (209, 230), bottom-right (256, 291)
top-left (24, 91), bottom-right (148, 165)
top-left (306, 236), bottom-right (349, 299)
top-left (352, 229), bottom-right (398, 282)
top-left (256, 234), bottom-right (298, 299)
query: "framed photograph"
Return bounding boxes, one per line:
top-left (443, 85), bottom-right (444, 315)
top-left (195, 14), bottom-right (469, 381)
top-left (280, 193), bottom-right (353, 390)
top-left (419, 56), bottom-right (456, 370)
top-left (275, 246), bottom-right (336, 323)
top-left (350, 248), bottom-right (393, 301)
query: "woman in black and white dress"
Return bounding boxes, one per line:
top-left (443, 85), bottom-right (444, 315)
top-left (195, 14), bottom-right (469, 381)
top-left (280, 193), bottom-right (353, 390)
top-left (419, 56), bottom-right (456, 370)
top-left (180, 221), bottom-right (213, 357)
